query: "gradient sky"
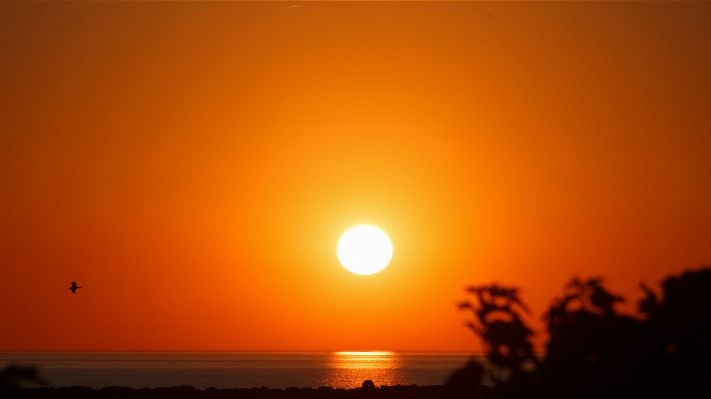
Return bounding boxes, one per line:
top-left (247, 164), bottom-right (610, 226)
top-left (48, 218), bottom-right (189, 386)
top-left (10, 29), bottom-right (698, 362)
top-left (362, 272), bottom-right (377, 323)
top-left (1, 2), bottom-right (710, 351)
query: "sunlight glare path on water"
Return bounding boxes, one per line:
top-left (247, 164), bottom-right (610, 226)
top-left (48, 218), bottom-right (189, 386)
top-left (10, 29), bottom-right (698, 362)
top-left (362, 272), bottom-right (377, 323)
top-left (322, 351), bottom-right (402, 387)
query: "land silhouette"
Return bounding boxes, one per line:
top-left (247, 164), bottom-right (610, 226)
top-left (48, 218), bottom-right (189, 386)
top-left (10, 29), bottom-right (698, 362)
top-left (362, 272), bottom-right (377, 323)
top-left (4, 268), bottom-right (710, 398)
top-left (3, 383), bottom-right (447, 399)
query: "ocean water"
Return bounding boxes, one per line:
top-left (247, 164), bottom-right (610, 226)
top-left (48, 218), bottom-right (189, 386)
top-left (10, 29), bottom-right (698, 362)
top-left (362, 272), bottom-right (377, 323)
top-left (0, 352), bottom-right (477, 390)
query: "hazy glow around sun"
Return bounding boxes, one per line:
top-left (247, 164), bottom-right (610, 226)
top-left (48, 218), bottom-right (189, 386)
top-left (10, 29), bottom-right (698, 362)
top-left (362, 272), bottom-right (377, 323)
top-left (337, 225), bottom-right (392, 275)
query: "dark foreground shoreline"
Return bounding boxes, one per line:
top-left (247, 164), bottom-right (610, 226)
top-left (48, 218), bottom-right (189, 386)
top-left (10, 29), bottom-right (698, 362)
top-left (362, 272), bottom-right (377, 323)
top-left (9, 384), bottom-right (452, 399)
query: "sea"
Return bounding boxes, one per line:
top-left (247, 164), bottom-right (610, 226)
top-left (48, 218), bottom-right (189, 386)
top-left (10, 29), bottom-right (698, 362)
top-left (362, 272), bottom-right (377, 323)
top-left (0, 352), bottom-right (480, 390)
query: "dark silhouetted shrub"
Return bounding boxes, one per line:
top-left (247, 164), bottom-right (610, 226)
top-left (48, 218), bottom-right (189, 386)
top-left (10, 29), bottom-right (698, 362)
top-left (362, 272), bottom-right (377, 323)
top-left (450, 267), bottom-right (711, 399)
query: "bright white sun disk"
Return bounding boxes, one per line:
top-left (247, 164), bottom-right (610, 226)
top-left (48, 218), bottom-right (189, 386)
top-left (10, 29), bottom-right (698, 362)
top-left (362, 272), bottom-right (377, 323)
top-left (337, 225), bottom-right (392, 275)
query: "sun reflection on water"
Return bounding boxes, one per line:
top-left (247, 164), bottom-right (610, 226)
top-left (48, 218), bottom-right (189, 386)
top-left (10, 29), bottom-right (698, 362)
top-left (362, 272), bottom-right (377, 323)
top-left (336, 351), bottom-right (394, 357)
top-left (320, 351), bottom-right (404, 388)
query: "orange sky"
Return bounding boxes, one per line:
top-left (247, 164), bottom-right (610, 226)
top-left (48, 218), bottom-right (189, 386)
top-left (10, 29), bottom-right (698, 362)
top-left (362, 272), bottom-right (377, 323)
top-left (1, 2), bottom-right (710, 351)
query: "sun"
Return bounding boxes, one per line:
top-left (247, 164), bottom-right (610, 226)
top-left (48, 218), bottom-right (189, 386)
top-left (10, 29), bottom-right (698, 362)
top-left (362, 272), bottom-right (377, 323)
top-left (337, 225), bottom-right (393, 275)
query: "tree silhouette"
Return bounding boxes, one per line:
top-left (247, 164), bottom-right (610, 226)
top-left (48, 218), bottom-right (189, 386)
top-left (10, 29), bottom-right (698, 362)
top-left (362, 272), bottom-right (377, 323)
top-left (458, 285), bottom-right (538, 387)
top-left (450, 267), bottom-right (711, 399)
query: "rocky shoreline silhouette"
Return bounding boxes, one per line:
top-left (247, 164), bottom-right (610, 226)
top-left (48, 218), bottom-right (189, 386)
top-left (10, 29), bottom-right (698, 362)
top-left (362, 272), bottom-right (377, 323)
top-left (8, 383), bottom-right (449, 399)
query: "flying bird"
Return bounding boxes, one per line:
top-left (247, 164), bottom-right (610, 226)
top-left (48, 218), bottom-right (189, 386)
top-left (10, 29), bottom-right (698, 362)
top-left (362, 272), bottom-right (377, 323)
top-left (68, 281), bottom-right (81, 294)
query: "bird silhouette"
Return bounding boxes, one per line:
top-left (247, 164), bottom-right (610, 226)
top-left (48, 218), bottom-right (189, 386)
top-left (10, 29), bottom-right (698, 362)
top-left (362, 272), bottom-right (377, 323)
top-left (68, 281), bottom-right (81, 294)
